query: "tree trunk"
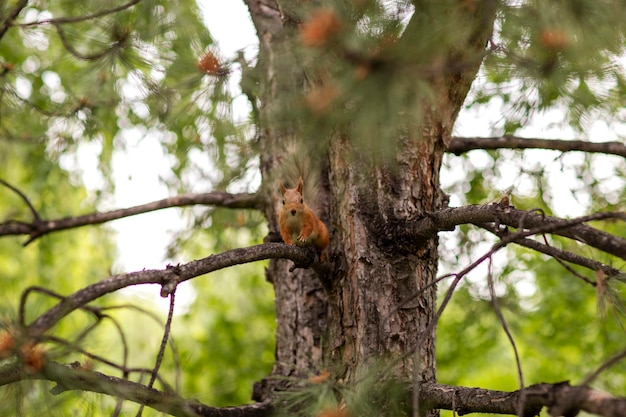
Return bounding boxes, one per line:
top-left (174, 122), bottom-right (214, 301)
top-left (246, 0), bottom-right (496, 410)
top-left (325, 124), bottom-right (443, 384)
top-left (247, 2), bottom-right (329, 395)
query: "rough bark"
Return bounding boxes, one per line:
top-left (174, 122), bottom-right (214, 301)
top-left (246, 1), bottom-right (329, 398)
top-left (326, 0), bottom-right (497, 387)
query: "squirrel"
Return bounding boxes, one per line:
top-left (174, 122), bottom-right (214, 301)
top-left (278, 176), bottom-right (329, 262)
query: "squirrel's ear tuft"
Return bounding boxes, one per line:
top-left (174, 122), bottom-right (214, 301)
top-left (279, 181), bottom-right (287, 195)
top-left (297, 176), bottom-right (304, 193)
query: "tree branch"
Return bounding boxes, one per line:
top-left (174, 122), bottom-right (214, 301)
top-left (448, 136), bottom-right (626, 158)
top-left (0, 0), bottom-right (28, 40)
top-left (16, 0), bottom-right (143, 27)
top-left (53, 22), bottom-right (126, 61)
top-left (26, 243), bottom-right (321, 336)
top-left (420, 381), bottom-right (626, 417)
top-left (408, 204), bottom-right (626, 261)
top-left (0, 361), bottom-right (273, 417)
top-left (478, 222), bottom-right (621, 280)
top-left (2, 361), bottom-right (625, 417)
top-left (0, 189), bottom-right (263, 245)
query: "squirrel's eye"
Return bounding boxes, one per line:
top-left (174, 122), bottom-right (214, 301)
top-left (300, 198), bottom-right (303, 203)
top-left (282, 200), bottom-right (285, 205)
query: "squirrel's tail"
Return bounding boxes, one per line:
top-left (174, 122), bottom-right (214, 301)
top-left (274, 140), bottom-right (323, 211)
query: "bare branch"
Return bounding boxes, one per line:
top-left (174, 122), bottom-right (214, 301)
top-left (26, 243), bottom-right (320, 336)
top-left (479, 222), bottom-right (621, 280)
top-left (487, 257), bottom-right (526, 416)
top-left (582, 349), bottom-right (626, 386)
top-left (53, 22), bottom-right (127, 61)
top-left (408, 204), bottom-right (626, 261)
top-left (0, 0), bottom-right (28, 40)
top-left (448, 136), bottom-right (626, 158)
top-left (16, 0), bottom-right (143, 27)
top-left (0, 190), bottom-right (262, 244)
top-left (397, 206), bottom-right (625, 355)
top-left (2, 361), bottom-right (626, 417)
top-left (420, 381), bottom-right (626, 417)
top-left (137, 289), bottom-right (177, 417)
top-left (0, 178), bottom-right (40, 221)
top-left (390, 206), bottom-right (624, 339)
top-left (0, 361), bottom-right (273, 417)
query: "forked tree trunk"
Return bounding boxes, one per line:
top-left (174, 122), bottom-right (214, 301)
top-left (246, 0), bottom-right (496, 411)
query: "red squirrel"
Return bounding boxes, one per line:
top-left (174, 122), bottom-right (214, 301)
top-left (278, 176), bottom-right (329, 262)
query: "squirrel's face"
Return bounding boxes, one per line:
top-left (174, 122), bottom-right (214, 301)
top-left (282, 189), bottom-right (304, 216)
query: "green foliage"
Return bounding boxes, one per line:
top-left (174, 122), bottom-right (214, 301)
top-left (0, 142), bottom-right (116, 312)
top-left (474, 1), bottom-right (626, 132)
top-left (0, 141), bottom-right (117, 415)
top-left (439, 145), bottom-right (625, 417)
top-left (437, 234), bottom-right (626, 416)
top-left (171, 262), bottom-right (275, 407)
top-left (0, 0), bottom-right (254, 193)
top-left (273, 364), bottom-right (410, 417)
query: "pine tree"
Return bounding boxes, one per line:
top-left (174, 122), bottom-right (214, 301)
top-left (1, 1), bottom-right (626, 416)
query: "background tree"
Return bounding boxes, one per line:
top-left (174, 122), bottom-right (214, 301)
top-left (0, 1), bottom-right (625, 417)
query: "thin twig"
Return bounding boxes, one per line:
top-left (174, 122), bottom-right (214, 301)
top-left (16, 0), bottom-right (143, 27)
top-left (487, 257), bottom-right (525, 417)
top-left (54, 23), bottom-right (125, 61)
top-left (479, 222), bottom-right (621, 281)
top-left (0, 0), bottom-right (28, 40)
top-left (0, 86), bottom-right (60, 117)
top-left (581, 348), bottom-right (626, 386)
top-left (0, 178), bottom-right (41, 222)
top-left (19, 286), bottom-right (101, 327)
top-left (382, 244), bottom-right (508, 390)
top-left (539, 233), bottom-right (597, 284)
top-left (100, 303), bottom-right (183, 391)
top-left (136, 288), bottom-right (177, 417)
top-left (42, 335), bottom-right (132, 372)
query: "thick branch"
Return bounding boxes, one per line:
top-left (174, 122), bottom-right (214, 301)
top-left (27, 243), bottom-right (322, 336)
top-left (448, 136), bottom-right (626, 158)
top-left (2, 361), bottom-right (625, 417)
top-left (0, 361), bottom-right (272, 417)
top-left (420, 381), bottom-right (626, 417)
top-left (407, 204), bottom-right (626, 260)
top-left (0, 191), bottom-right (262, 244)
